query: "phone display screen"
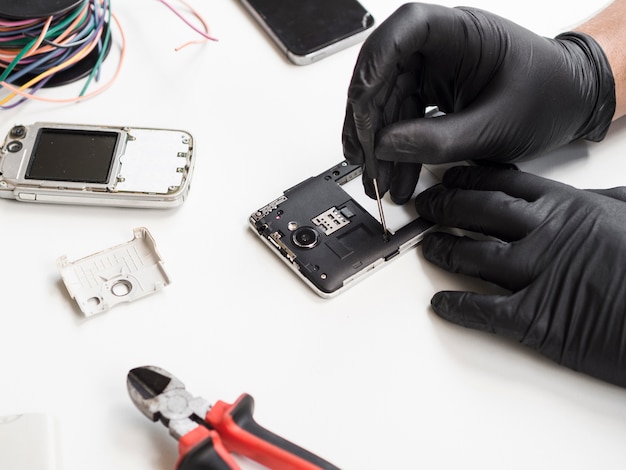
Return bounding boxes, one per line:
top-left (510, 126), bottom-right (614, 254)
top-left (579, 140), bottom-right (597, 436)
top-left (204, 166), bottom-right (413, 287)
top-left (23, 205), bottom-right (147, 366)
top-left (245, 0), bottom-right (374, 56)
top-left (26, 128), bottom-right (119, 183)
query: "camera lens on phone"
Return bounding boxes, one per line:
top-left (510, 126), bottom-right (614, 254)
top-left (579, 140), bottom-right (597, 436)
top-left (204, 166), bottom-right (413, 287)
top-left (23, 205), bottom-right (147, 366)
top-left (291, 226), bottom-right (319, 249)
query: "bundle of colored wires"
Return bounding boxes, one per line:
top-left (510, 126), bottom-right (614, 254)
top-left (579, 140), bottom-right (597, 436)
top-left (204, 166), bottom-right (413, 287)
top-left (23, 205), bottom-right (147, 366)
top-left (0, 0), bottom-right (125, 109)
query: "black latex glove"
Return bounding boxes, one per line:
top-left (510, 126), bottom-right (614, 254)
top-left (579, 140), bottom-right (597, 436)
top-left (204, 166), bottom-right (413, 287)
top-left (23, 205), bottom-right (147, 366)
top-left (414, 165), bottom-right (626, 388)
top-left (343, 3), bottom-right (615, 204)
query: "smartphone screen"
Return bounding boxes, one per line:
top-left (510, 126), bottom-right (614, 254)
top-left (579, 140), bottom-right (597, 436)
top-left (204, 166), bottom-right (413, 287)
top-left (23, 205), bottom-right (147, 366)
top-left (241, 0), bottom-right (374, 64)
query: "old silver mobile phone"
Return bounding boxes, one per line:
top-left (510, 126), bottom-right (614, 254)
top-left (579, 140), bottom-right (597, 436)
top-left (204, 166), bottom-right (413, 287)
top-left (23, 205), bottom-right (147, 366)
top-left (240, 0), bottom-right (375, 65)
top-left (249, 161), bottom-right (441, 297)
top-left (0, 122), bottom-right (195, 208)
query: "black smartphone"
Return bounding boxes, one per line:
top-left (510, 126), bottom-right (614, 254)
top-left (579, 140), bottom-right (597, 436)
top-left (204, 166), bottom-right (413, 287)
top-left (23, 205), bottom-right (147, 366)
top-left (240, 0), bottom-right (375, 65)
top-left (249, 161), bottom-right (441, 297)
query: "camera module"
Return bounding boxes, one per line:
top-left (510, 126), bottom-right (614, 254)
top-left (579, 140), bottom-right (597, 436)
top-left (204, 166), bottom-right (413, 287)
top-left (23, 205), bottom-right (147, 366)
top-left (291, 226), bottom-right (319, 249)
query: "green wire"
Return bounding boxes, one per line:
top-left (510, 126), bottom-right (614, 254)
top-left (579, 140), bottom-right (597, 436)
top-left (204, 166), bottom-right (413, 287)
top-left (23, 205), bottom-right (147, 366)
top-left (79, 1), bottom-right (112, 96)
top-left (0, 0), bottom-right (89, 83)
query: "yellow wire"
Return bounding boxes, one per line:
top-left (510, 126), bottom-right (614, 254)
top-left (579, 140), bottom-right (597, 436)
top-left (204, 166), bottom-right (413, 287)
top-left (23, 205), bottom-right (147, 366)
top-left (0, 11), bottom-right (126, 105)
top-left (0, 31), bottom-right (102, 105)
top-left (0, 6), bottom-right (89, 61)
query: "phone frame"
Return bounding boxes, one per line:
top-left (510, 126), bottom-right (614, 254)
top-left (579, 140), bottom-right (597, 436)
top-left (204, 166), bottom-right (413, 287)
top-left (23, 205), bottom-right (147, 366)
top-left (0, 122), bottom-right (195, 209)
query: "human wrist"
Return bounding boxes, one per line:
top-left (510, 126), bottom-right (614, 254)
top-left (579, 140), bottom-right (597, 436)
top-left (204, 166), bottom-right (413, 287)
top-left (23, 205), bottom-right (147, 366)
top-left (555, 31), bottom-right (616, 141)
top-left (574, 0), bottom-right (626, 120)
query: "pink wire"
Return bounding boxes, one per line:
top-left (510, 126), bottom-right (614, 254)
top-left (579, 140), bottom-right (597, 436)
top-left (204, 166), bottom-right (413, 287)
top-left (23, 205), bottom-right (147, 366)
top-left (0, 0), bottom-right (216, 105)
top-left (0, 18), bottom-right (42, 27)
top-left (0, 11), bottom-right (126, 104)
top-left (156, 0), bottom-right (218, 44)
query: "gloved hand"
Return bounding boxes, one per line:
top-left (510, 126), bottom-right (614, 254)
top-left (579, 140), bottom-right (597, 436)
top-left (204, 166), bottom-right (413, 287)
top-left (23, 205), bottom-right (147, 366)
top-left (343, 3), bottom-right (615, 204)
top-left (414, 165), bottom-right (626, 388)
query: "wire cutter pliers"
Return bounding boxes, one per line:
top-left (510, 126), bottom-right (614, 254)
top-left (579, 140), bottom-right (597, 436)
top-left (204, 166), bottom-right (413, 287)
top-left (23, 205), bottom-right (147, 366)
top-left (127, 365), bottom-right (341, 470)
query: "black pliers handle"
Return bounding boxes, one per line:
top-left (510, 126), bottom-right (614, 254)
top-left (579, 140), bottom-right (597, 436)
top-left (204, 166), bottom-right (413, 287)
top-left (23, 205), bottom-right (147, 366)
top-left (127, 365), bottom-right (340, 470)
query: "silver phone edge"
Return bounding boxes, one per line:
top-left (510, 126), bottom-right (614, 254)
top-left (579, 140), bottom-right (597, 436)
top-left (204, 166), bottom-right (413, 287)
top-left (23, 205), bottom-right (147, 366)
top-left (239, 0), bottom-right (375, 66)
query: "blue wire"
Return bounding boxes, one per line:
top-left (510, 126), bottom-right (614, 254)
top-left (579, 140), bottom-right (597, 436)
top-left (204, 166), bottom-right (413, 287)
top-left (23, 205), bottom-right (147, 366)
top-left (0, 0), bottom-right (109, 93)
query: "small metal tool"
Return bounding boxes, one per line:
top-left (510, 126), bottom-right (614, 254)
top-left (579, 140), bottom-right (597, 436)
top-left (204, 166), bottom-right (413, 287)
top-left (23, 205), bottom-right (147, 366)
top-left (371, 178), bottom-right (389, 241)
top-left (353, 110), bottom-right (390, 241)
top-left (127, 365), bottom-right (340, 470)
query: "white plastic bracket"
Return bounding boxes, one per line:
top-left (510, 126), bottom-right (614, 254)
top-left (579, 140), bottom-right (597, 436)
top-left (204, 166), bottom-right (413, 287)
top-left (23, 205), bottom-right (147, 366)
top-left (57, 227), bottom-right (171, 316)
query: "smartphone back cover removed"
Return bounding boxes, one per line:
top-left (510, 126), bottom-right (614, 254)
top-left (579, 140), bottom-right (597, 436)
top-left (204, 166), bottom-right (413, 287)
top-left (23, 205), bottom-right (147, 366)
top-left (249, 162), bottom-right (435, 297)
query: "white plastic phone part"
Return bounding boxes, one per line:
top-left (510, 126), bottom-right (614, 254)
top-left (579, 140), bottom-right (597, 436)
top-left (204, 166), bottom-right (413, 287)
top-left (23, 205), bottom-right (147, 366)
top-left (0, 413), bottom-right (61, 469)
top-left (57, 227), bottom-right (171, 316)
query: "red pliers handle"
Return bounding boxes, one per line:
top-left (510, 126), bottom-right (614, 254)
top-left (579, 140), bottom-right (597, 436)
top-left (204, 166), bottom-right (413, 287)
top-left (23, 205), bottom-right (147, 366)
top-left (177, 393), bottom-right (338, 470)
top-left (127, 366), bottom-right (340, 470)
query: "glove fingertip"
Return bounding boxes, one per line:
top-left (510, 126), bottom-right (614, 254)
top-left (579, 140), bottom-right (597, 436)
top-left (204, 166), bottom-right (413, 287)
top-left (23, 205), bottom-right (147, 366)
top-left (430, 291), bottom-right (457, 322)
top-left (342, 138), bottom-right (364, 166)
top-left (390, 192), bottom-right (411, 205)
top-left (390, 162), bottom-right (421, 204)
top-left (420, 232), bottom-right (456, 269)
top-left (414, 185), bottom-right (446, 220)
top-left (430, 290), bottom-right (445, 311)
top-left (430, 291), bottom-right (495, 334)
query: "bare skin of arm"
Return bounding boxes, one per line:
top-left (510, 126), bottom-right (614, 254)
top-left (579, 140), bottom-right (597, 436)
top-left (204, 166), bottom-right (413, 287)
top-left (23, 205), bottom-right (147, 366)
top-left (576, 0), bottom-right (626, 119)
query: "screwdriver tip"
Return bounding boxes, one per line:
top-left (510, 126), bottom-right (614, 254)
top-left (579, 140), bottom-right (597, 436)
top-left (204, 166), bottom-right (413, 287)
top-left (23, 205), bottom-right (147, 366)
top-left (372, 178), bottom-right (390, 242)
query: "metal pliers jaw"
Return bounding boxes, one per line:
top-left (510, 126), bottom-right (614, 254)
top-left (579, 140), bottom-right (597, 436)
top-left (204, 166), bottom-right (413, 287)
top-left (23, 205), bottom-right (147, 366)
top-left (127, 365), bottom-right (211, 440)
top-left (127, 365), bottom-right (341, 470)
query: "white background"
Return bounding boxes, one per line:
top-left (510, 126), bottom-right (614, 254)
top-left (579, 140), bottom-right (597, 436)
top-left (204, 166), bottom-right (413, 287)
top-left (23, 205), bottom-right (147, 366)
top-left (1, 1), bottom-right (625, 469)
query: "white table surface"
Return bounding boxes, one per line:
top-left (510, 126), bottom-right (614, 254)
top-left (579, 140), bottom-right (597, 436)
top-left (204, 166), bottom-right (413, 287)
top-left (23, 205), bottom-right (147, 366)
top-left (1, 1), bottom-right (625, 469)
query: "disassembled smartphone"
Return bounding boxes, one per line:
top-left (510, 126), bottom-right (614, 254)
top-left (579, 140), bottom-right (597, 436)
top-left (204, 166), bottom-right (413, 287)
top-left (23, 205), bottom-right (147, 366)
top-left (240, 0), bottom-right (375, 65)
top-left (249, 161), bottom-right (440, 297)
top-left (0, 122), bottom-right (195, 208)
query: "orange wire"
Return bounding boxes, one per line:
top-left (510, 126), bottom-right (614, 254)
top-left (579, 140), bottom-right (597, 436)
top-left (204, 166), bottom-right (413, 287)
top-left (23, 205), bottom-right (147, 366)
top-left (160, 0), bottom-right (217, 51)
top-left (0, 11), bottom-right (126, 105)
top-left (0, 5), bottom-right (89, 64)
top-left (21, 16), bottom-right (53, 59)
top-left (27, 2), bottom-right (92, 58)
top-left (0, 29), bottom-right (103, 102)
